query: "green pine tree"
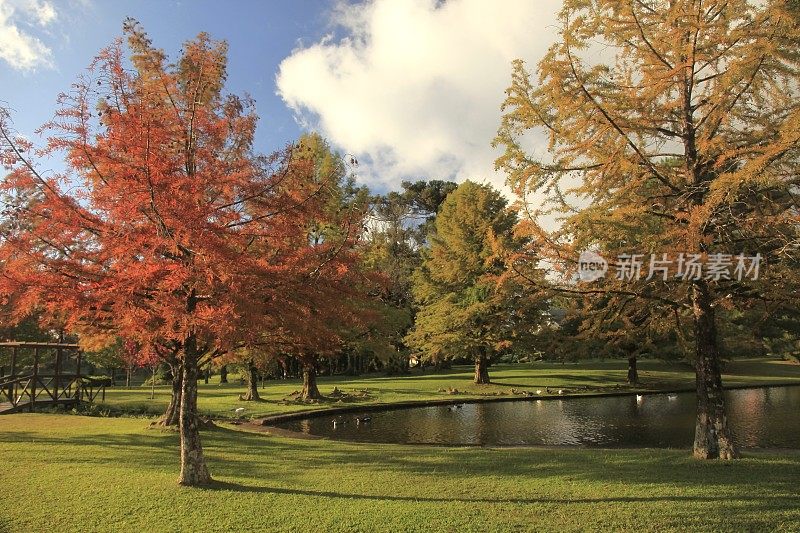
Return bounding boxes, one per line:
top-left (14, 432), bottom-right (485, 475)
top-left (406, 181), bottom-right (544, 384)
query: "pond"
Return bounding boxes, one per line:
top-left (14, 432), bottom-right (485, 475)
top-left (274, 386), bottom-right (800, 448)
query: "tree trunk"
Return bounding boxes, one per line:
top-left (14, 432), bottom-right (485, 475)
top-left (219, 364), bottom-right (228, 384)
top-left (474, 352), bottom-right (490, 384)
top-left (345, 353), bottom-right (355, 375)
top-left (240, 360), bottom-right (261, 401)
top-left (126, 366), bottom-right (132, 389)
top-left (691, 281), bottom-right (738, 460)
top-left (627, 355), bottom-right (639, 385)
top-left (204, 366), bottom-right (210, 384)
top-left (164, 364), bottom-right (174, 383)
top-left (301, 363), bottom-right (323, 400)
top-left (110, 367), bottom-right (116, 386)
top-left (178, 334), bottom-right (212, 486)
top-left (157, 363), bottom-right (182, 427)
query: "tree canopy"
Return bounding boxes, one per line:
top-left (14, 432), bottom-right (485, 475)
top-left (495, 0), bottom-right (800, 459)
top-left (406, 180), bottom-right (544, 384)
top-left (0, 21), bottom-right (372, 485)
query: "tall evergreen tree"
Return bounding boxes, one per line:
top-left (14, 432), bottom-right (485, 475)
top-left (362, 180), bottom-right (457, 374)
top-left (406, 181), bottom-right (543, 384)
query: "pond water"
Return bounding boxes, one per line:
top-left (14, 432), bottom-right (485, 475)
top-left (275, 386), bottom-right (800, 448)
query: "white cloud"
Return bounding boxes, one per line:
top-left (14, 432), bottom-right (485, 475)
top-left (0, 0), bottom-right (58, 71)
top-left (26, 0), bottom-right (57, 26)
top-left (276, 0), bottom-right (562, 193)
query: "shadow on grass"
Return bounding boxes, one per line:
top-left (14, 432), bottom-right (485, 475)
top-left (203, 479), bottom-right (800, 506)
top-left (202, 426), bottom-right (800, 496)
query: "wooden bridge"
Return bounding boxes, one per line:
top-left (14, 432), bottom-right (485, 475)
top-left (0, 342), bottom-right (107, 415)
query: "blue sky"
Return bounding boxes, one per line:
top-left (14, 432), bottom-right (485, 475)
top-left (1, 0), bottom-right (333, 159)
top-left (1, 0), bottom-right (563, 193)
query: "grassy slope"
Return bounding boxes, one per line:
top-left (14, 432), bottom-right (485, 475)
top-left (0, 414), bottom-right (799, 532)
top-left (95, 357), bottom-right (800, 419)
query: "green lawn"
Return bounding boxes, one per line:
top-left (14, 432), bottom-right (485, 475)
top-left (94, 357), bottom-right (800, 420)
top-left (0, 414), bottom-right (799, 532)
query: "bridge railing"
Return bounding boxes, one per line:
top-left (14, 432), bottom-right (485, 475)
top-left (0, 342), bottom-right (106, 413)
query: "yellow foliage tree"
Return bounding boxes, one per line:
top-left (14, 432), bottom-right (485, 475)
top-left (496, 0), bottom-right (800, 459)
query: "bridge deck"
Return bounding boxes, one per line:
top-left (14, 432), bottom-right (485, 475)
top-left (0, 398), bottom-right (81, 414)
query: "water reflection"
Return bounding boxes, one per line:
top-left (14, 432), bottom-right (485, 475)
top-left (276, 386), bottom-right (800, 448)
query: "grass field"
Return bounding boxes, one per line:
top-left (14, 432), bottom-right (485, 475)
top-left (2, 358), bottom-right (800, 532)
top-left (0, 414), bottom-right (799, 532)
top-left (93, 357), bottom-right (800, 419)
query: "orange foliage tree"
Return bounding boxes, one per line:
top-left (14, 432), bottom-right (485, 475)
top-left (0, 21), bottom-right (370, 486)
top-left (229, 132), bottom-right (377, 402)
top-left (495, 0), bottom-right (800, 460)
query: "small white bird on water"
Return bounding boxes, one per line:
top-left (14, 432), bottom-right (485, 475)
top-left (636, 394), bottom-right (644, 403)
top-left (558, 389), bottom-right (564, 395)
top-left (536, 390), bottom-right (543, 395)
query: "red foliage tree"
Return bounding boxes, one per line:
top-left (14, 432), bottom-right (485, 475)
top-left (232, 132), bottom-right (378, 401)
top-left (0, 21), bottom-right (370, 486)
